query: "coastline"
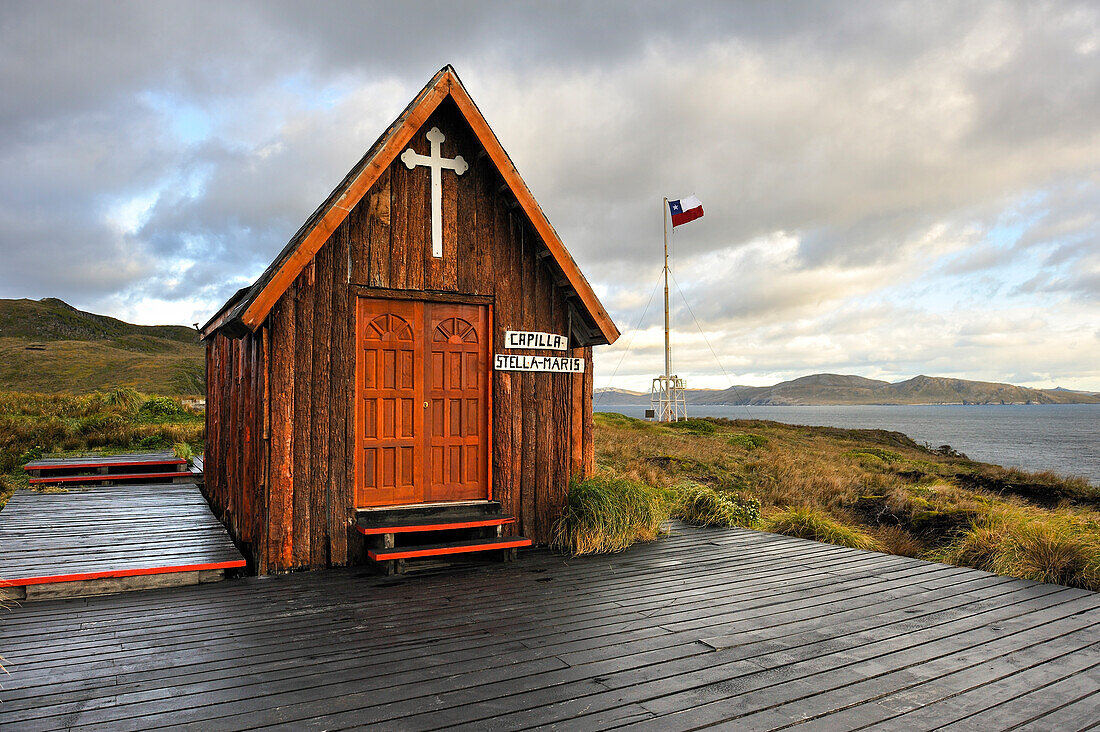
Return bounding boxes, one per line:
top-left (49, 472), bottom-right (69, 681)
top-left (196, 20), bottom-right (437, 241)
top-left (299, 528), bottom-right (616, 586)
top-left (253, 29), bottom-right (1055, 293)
top-left (594, 402), bottom-right (1100, 487)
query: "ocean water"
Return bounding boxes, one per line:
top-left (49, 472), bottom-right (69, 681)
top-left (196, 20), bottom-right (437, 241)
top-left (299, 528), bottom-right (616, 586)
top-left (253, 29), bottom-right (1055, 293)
top-left (594, 403), bottom-right (1100, 486)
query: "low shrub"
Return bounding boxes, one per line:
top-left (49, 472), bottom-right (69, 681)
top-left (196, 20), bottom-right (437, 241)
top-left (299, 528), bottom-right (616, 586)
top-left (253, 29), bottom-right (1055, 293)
top-left (138, 434), bottom-right (170, 449)
top-left (675, 482), bottom-right (761, 527)
top-left (551, 474), bottom-right (672, 555)
top-left (667, 418), bottom-right (717, 435)
top-left (18, 446), bottom-right (44, 465)
top-left (764, 507), bottom-right (882, 551)
top-left (729, 433), bottom-right (768, 450)
top-left (929, 444), bottom-right (967, 458)
top-left (139, 397), bottom-right (186, 419)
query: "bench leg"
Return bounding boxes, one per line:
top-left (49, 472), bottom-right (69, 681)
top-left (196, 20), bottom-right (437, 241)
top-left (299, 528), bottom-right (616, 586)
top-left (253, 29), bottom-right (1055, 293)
top-left (372, 533), bottom-right (404, 575)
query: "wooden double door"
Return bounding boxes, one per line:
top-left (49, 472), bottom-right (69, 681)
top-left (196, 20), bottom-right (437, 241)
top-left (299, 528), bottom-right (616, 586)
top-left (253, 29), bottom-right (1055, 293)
top-left (355, 297), bottom-right (491, 508)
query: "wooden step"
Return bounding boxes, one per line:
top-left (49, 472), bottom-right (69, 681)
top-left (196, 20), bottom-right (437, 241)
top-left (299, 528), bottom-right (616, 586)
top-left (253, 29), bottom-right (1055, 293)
top-left (25, 451), bottom-right (186, 474)
top-left (28, 471), bottom-right (192, 485)
top-left (367, 536), bottom-right (532, 561)
top-left (24, 452), bottom-right (193, 485)
top-left (357, 515), bottom-right (516, 535)
top-left (357, 500), bottom-right (502, 528)
top-left (5, 559), bottom-right (247, 589)
top-left (24, 456), bottom-right (186, 472)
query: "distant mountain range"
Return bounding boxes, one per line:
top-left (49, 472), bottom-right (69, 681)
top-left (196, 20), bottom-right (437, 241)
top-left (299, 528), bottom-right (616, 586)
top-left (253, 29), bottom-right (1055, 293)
top-left (0, 298), bottom-right (204, 394)
top-left (596, 373), bottom-right (1100, 406)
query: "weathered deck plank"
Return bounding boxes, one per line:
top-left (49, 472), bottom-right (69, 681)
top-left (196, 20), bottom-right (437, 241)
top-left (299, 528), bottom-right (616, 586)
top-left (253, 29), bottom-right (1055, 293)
top-left (0, 525), bottom-right (1095, 731)
top-left (0, 483), bottom-right (244, 586)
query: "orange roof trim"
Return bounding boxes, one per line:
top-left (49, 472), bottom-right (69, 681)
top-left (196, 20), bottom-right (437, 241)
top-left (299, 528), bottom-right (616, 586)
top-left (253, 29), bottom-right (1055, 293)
top-left (202, 66), bottom-right (619, 345)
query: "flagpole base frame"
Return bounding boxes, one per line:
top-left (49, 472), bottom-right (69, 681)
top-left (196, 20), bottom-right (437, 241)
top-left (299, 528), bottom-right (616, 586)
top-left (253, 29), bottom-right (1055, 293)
top-left (650, 374), bottom-right (688, 423)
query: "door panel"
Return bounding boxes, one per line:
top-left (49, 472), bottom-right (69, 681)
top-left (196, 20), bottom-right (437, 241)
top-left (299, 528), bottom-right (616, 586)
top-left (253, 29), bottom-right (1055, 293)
top-left (425, 304), bottom-right (490, 502)
top-left (355, 299), bottom-right (424, 507)
top-left (355, 298), bottom-right (490, 508)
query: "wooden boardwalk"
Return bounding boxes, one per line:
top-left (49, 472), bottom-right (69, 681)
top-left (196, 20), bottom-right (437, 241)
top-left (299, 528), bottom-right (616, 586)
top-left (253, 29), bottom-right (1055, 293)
top-left (0, 482), bottom-right (244, 593)
top-left (0, 525), bottom-right (1096, 730)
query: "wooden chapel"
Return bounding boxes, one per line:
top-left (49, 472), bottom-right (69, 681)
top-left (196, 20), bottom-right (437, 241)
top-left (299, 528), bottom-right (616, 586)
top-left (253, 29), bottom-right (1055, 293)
top-left (200, 66), bottom-right (620, 573)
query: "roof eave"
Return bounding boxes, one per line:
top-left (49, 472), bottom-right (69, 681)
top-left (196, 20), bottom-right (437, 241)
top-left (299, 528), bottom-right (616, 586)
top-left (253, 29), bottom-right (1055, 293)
top-left (202, 65), bottom-right (620, 346)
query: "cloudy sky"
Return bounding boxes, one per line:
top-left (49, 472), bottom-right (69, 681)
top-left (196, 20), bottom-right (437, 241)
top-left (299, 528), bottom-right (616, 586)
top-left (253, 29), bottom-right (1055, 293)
top-left (2, 1), bottom-right (1099, 391)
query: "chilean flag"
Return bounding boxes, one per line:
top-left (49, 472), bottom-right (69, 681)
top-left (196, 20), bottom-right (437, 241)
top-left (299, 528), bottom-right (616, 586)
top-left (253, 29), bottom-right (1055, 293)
top-left (669, 196), bottom-right (704, 227)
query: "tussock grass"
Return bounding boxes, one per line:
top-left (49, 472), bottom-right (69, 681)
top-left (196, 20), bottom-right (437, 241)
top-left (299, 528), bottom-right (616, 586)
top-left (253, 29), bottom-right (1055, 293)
top-left (674, 482), bottom-right (761, 527)
top-left (873, 525), bottom-right (926, 557)
top-left (588, 411), bottom-right (1100, 590)
top-left (0, 391), bottom-right (204, 507)
top-left (729, 433), bottom-right (768, 450)
top-left (173, 442), bottom-right (195, 465)
top-left (764, 507), bottom-right (882, 551)
top-left (0, 471), bottom-right (25, 510)
top-left (550, 474), bottom-right (671, 555)
top-left (933, 511), bottom-right (1100, 590)
top-left (106, 387), bottom-right (144, 411)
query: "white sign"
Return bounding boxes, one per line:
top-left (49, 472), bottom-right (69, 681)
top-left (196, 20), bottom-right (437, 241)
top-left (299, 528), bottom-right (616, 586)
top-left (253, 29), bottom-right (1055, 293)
top-left (505, 330), bottom-right (568, 351)
top-left (494, 354), bottom-right (585, 373)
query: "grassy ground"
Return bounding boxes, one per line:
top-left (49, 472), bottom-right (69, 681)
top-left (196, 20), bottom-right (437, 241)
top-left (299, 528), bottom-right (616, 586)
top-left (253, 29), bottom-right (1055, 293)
top-left (0, 389), bottom-right (203, 508)
top-left (554, 412), bottom-right (1100, 591)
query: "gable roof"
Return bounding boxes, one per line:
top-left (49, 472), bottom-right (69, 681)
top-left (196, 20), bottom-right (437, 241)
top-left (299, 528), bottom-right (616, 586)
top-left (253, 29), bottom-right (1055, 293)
top-left (201, 65), bottom-right (619, 346)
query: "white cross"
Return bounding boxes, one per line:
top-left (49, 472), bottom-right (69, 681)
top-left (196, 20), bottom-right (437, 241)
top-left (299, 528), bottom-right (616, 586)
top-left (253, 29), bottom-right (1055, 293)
top-left (400, 127), bottom-right (468, 258)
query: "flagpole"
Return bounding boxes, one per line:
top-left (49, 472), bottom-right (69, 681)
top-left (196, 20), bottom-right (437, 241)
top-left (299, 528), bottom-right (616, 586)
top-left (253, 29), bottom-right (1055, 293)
top-left (652, 195), bottom-right (699, 423)
top-left (663, 197), bottom-right (670, 382)
top-left (663, 197), bottom-right (672, 421)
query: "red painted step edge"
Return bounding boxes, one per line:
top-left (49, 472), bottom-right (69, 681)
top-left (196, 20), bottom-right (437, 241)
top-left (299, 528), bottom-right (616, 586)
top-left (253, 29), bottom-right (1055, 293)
top-left (25, 458), bottom-right (186, 472)
top-left (0, 559), bottom-right (247, 587)
top-left (356, 517), bottom-right (516, 535)
top-left (28, 471), bottom-right (188, 484)
top-left (368, 538), bottom-right (532, 561)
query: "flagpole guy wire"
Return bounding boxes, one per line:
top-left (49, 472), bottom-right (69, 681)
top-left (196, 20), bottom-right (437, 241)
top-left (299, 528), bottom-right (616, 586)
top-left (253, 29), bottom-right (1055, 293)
top-left (593, 271), bottom-right (664, 407)
top-left (668, 268), bottom-right (755, 420)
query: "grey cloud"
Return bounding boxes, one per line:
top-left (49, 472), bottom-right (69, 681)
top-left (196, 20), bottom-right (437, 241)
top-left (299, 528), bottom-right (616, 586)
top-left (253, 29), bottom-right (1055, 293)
top-left (0, 209), bottom-right (152, 299)
top-left (1019, 268), bottom-right (1100, 301)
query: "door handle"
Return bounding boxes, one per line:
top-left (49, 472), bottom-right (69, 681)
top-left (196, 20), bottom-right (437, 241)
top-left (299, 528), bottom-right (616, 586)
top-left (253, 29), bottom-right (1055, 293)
top-left (424, 401), bottom-right (429, 408)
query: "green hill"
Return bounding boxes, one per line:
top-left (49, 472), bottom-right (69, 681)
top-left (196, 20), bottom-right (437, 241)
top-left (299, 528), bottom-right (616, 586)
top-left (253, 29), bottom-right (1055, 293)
top-left (0, 298), bottom-right (204, 395)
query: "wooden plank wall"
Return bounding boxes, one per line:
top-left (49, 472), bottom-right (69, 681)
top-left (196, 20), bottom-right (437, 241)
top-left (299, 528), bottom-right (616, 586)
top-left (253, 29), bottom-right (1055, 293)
top-left (264, 225), bottom-right (356, 572)
top-left (203, 330), bottom-right (266, 571)
top-left (211, 96), bottom-right (598, 572)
